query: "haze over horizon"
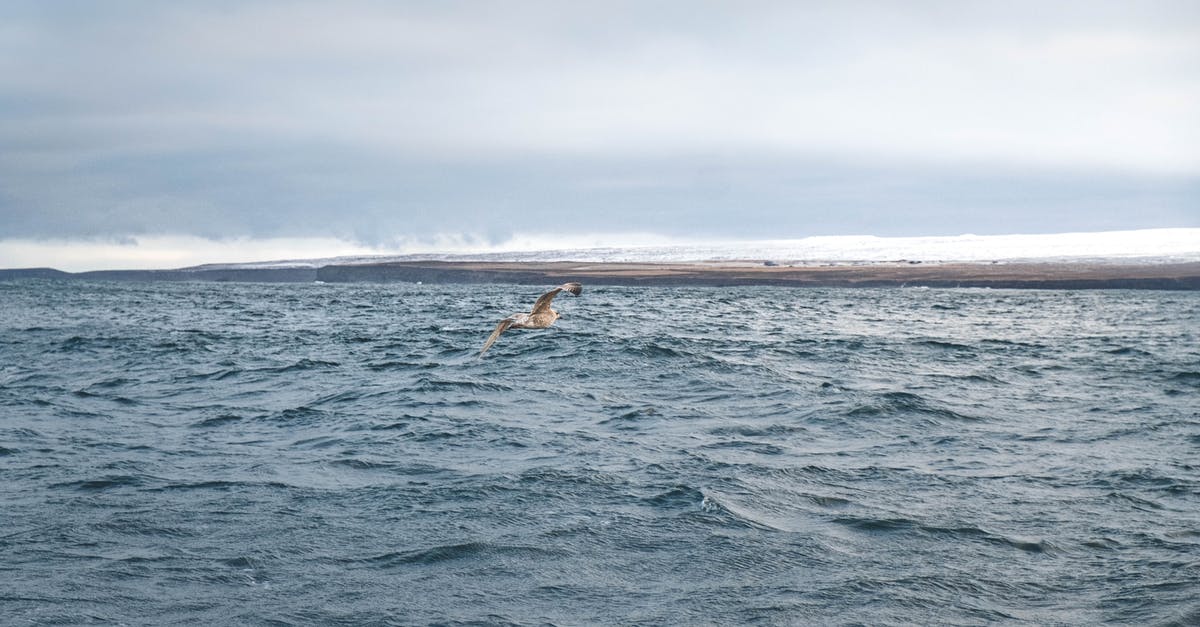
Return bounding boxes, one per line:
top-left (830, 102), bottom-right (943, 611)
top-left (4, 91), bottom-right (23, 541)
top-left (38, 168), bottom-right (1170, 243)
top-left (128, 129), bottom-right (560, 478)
top-left (2, 1), bottom-right (1198, 270)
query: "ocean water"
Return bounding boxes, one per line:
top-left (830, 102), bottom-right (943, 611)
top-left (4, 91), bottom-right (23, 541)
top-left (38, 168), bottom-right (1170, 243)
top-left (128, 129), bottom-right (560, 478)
top-left (2, 280), bottom-right (1198, 626)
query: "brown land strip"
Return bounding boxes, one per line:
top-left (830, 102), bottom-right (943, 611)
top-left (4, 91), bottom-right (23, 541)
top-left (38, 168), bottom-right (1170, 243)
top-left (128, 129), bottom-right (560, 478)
top-left (315, 260), bottom-right (1200, 290)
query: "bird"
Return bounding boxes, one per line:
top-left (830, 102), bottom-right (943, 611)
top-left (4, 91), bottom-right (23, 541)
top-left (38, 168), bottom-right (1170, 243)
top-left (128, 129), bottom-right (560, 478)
top-left (479, 282), bottom-right (583, 356)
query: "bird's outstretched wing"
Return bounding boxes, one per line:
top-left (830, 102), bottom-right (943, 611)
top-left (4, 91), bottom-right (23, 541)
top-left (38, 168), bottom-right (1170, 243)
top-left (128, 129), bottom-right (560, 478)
top-left (530, 282), bottom-right (583, 315)
top-left (479, 317), bottom-right (516, 356)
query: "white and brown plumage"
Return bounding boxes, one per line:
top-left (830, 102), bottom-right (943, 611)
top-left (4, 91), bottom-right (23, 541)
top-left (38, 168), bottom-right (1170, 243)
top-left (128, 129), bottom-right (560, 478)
top-left (479, 282), bottom-right (583, 356)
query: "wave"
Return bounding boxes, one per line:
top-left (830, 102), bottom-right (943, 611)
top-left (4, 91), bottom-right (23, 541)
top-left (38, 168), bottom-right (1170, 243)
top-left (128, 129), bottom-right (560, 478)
top-left (50, 475), bottom-right (149, 491)
top-left (832, 515), bottom-right (1059, 553)
top-left (846, 391), bottom-right (984, 423)
top-left (189, 413), bottom-right (244, 428)
top-left (1168, 371), bottom-right (1200, 386)
top-left (412, 374), bottom-right (513, 393)
top-left (363, 542), bottom-right (562, 567)
top-left (146, 480), bottom-right (293, 493)
top-left (916, 339), bottom-right (976, 352)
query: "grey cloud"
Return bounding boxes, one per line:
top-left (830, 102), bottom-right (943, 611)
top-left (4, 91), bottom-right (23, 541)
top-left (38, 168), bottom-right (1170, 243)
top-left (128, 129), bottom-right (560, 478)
top-left (1, 0), bottom-right (1198, 245)
top-left (3, 144), bottom-right (1195, 244)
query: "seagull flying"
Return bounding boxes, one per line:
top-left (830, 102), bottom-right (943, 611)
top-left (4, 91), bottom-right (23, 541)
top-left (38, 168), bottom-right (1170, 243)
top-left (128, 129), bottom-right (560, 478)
top-left (479, 282), bottom-right (583, 356)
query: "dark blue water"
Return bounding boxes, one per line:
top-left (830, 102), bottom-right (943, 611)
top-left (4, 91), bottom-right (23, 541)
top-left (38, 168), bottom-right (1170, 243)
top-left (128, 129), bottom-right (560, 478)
top-left (2, 280), bottom-right (1198, 625)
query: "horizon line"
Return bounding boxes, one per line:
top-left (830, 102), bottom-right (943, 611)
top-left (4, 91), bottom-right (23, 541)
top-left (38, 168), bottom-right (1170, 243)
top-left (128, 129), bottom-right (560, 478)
top-left (2, 227), bottom-right (1198, 274)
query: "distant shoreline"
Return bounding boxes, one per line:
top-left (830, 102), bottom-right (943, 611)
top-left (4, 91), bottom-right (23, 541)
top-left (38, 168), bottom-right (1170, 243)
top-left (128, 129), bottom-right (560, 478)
top-left (3, 260), bottom-right (1200, 290)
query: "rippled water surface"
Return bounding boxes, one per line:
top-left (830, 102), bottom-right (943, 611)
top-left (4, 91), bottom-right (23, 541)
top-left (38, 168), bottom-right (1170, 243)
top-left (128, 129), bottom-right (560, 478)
top-left (2, 280), bottom-right (1199, 625)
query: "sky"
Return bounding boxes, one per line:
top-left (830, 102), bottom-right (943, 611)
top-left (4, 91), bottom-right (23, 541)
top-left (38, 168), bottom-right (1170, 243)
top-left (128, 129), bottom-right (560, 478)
top-left (1, 0), bottom-right (1198, 270)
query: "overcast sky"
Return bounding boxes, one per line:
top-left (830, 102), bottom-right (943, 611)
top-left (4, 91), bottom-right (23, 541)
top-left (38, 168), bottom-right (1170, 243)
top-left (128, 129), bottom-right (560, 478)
top-left (1, 1), bottom-right (1198, 268)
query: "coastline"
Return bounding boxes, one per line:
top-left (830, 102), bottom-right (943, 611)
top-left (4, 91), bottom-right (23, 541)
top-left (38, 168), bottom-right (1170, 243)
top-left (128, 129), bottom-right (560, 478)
top-left (315, 260), bottom-right (1200, 290)
top-left (4, 260), bottom-right (1200, 290)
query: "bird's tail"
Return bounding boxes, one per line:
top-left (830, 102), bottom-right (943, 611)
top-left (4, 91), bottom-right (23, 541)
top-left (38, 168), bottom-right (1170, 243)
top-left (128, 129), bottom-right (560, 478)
top-left (479, 318), bottom-right (515, 357)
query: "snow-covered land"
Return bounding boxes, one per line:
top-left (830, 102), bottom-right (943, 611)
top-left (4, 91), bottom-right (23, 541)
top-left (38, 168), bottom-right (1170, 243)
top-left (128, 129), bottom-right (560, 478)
top-left (194, 228), bottom-right (1200, 270)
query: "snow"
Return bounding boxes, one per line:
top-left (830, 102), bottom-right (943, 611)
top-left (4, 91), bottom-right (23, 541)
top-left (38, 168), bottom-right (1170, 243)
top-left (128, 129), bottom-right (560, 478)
top-left (193, 228), bottom-right (1200, 270)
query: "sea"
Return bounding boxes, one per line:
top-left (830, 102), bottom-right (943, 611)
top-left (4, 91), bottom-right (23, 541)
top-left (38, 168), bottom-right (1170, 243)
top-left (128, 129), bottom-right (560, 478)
top-left (2, 279), bottom-right (1198, 626)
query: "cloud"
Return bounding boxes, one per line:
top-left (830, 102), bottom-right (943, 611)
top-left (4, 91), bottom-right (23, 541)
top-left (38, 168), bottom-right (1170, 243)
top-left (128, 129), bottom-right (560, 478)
top-left (0, 235), bottom-right (383, 271)
top-left (8, 1), bottom-right (1190, 166)
top-left (0, 0), bottom-right (1198, 253)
